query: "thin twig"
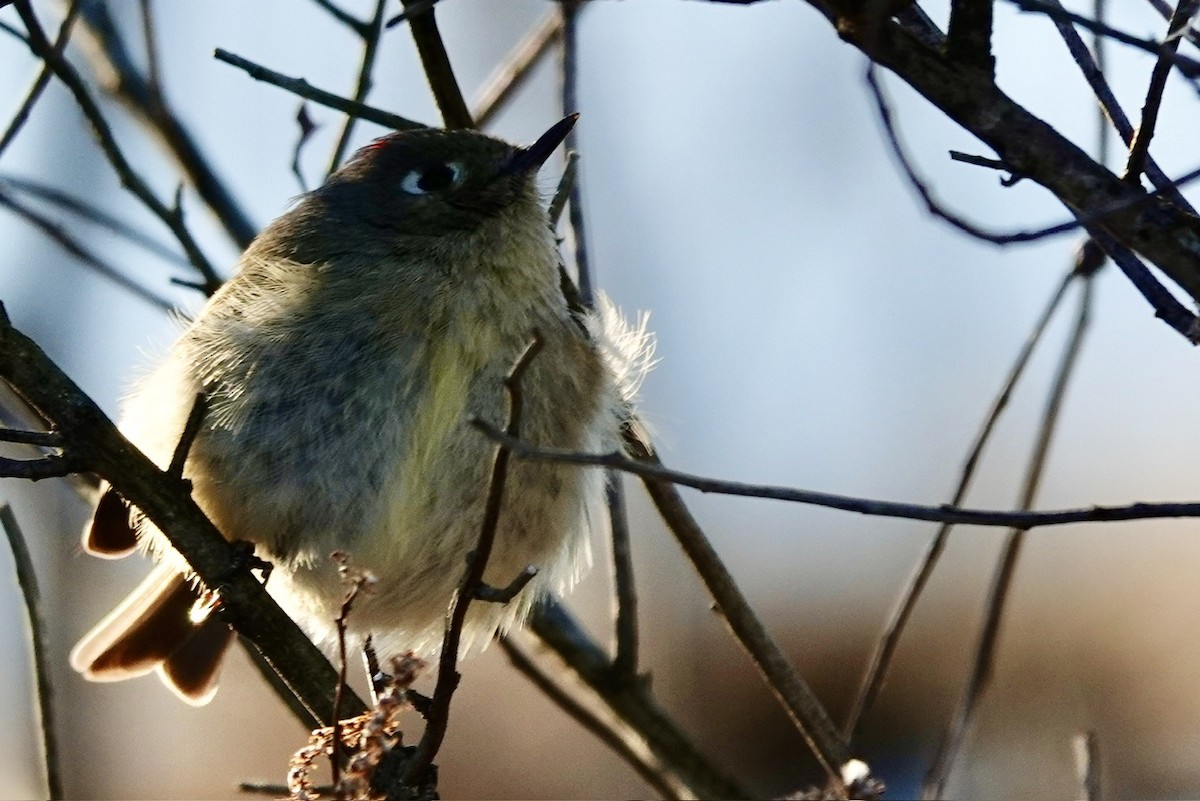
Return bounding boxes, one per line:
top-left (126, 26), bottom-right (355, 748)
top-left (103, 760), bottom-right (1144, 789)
top-left (499, 636), bottom-right (683, 800)
top-left (474, 565), bottom-right (538, 603)
top-left (402, 335), bottom-right (544, 786)
top-left (73, 0), bottom-right (257, 249)
top-left (869, 62), bottom-right (1200, 341)
top-left (1147, 0), bottom-right (1200, 47)
top-left (530, 599), bottom-right (750, 799)
top-left (842, 268), bottom-right (1077, 741)
top-left (0, 19), bottom-right (30, 43)
top-left (549, 150), bottom-right (578, 228)
top-left (0, 174), bottom-right (190, 268)
top-left (0, 505), bottom-right (62, 800)
top-left (330, 555), bottom-right (374, 789)
top-left (399, 0), bottom-right (473, 128)
top-left (0, 428), bottom-right (61, 446)
top-left (0, 189), bottom-right (175, 310)
top-left (1085, 224), bottom-right (1199, 342)
top-left (137, 0), bottom-right (163, 108)
top-left (0, 0), bottom-right (82, 160)
top-left (560, 0), bottom-right (593, 305)
top-left (167, 394), bottom-right (206, 478)
top-left (1008, 0), bottom-right (1200, 76)
top-left (867, 64), bottom-right (1200, 246)
top-left (14, 1), bottom-right (221, 293)
top-left (472, 420), bottom-right (1200, 530)
top-left (291, 104), bottom-right (318, 192)
top-left (1041, 0), bottom-right (1191, 210)
top-left (924, 276), bottom-right (1095, 798)
top-left (1123, 0), bottom-right (1200, 182)
top-left (620, 436), bottom-right (857, 790)
top-left (473, 9), bottom-right (564, 128)
top-left (1094, 0), bottom-right (1110, 166)
top-left (310, 0), bottom-right (369, 35)
top-left (214, 49), bottom-right (424, 132)
top-left (608, 479), bottom-right (639, 678)
top-left (328, 0), bottom-right (388, 174)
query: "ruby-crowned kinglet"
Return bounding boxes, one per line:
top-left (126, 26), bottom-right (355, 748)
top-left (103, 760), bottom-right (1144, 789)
top-left (69, 116), bottom-right (650, 704)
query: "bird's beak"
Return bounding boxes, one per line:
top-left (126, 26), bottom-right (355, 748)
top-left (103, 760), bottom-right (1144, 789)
top-left (507, 113), bottom-right (578, 174)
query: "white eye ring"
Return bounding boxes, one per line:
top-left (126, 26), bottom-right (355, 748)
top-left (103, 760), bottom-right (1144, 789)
top-left (400, 161), bottom-right (465, 195)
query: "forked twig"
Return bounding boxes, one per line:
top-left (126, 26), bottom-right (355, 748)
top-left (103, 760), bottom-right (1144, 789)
top-left (401, 334), bottom-right (545, 785)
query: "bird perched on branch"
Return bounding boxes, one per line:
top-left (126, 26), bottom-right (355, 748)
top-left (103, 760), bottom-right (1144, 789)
top-left (70, 116), bottom-right (651, 704)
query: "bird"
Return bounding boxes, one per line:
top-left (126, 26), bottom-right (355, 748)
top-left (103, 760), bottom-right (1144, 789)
top-left (69, 115), bottom-right (651, 705)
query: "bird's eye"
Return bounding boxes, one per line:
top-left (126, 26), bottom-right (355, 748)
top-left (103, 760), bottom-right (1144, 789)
top-left (400, 162), bottom-right (464, 195)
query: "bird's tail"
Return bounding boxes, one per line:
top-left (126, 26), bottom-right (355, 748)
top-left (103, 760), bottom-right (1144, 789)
top-left (70, 562), bottom-right (234, 705)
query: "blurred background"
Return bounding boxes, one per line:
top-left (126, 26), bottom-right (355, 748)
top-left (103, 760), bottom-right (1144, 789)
top-left (3, 0), bottom-right (1200, 798)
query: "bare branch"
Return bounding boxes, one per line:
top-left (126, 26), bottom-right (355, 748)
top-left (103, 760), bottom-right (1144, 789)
top-left (843, 268), bottom-right (1077, 741)
top-left (398, 0), bottom-right (473, 129)
top-left (1123, 0), bottom-right (1200, 182)
top-left (529, 599), bottom-right (750, 799)
top-left (560, 0), bottom-right (593, 305)
top-left (924, 277), bottom-right (1094, 798)
top-left (622, 435), bottom-right (860, 789)
top-left (608, 480), bottom-right (639, 679)
top-left (0, 0), bottom-right (82, 159)
top-left (13, 1), bottom-right (221, 293)
top-left (947, 0), bottom-right (994, 73)
top-left (0, 174), bottom-right (190, 268)
top-left (499, 636), bottom-right (683, 800)
top-left (1045, 0), bottom-right (1193, 209)
top-left (473, 9), bottom-right (563, 128)
top-left (310, 0), bottom-right (369, 35)
top-left (0, 187), bottom-right (176, 311)
top-left (0, 505), bottom-right (62, 800)
top-left (403, 335), bottom-right (544, 786)
top-left (327, 0), bottom-right (388, 174)
top-left (1008, 0), bottom-right (1200, 76)
top-left (214, 48), bottom-right (425, 132)
top-left (473, 420), bottom-right (1200, 530)
top-left (72, 0), bottom-right (257, 249)
top-left (821, 7), bottom-right (1200, 307)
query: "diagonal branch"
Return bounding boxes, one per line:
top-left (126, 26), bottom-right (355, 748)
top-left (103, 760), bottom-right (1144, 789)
top-left (472, 9), bottom-right (563, 128)
top-left (1123, 0), bottom-right (1200, 182)
top-left (327, 0), bottom-right (388, 173)
top-left (398, 0), bottom-right (473, 129)
top-left (0, 0), bottom-right (82, 160)
top-left (924, 276), bottom-right (1095, 798)
top-left (72, 0), bottom-right (257, 249)
top-left (529, 599), bottom-right (751, 799)
top-left (815, 3), bottom-right (1200, 309)
top-left (0, 305), bottom-right (364, 728)
top-left (842, 268), bottom-right (1078, 741)
top-left (13, 1), bottom-right (221, 293)
top-left (214, 49), bottom-right (425, 132)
